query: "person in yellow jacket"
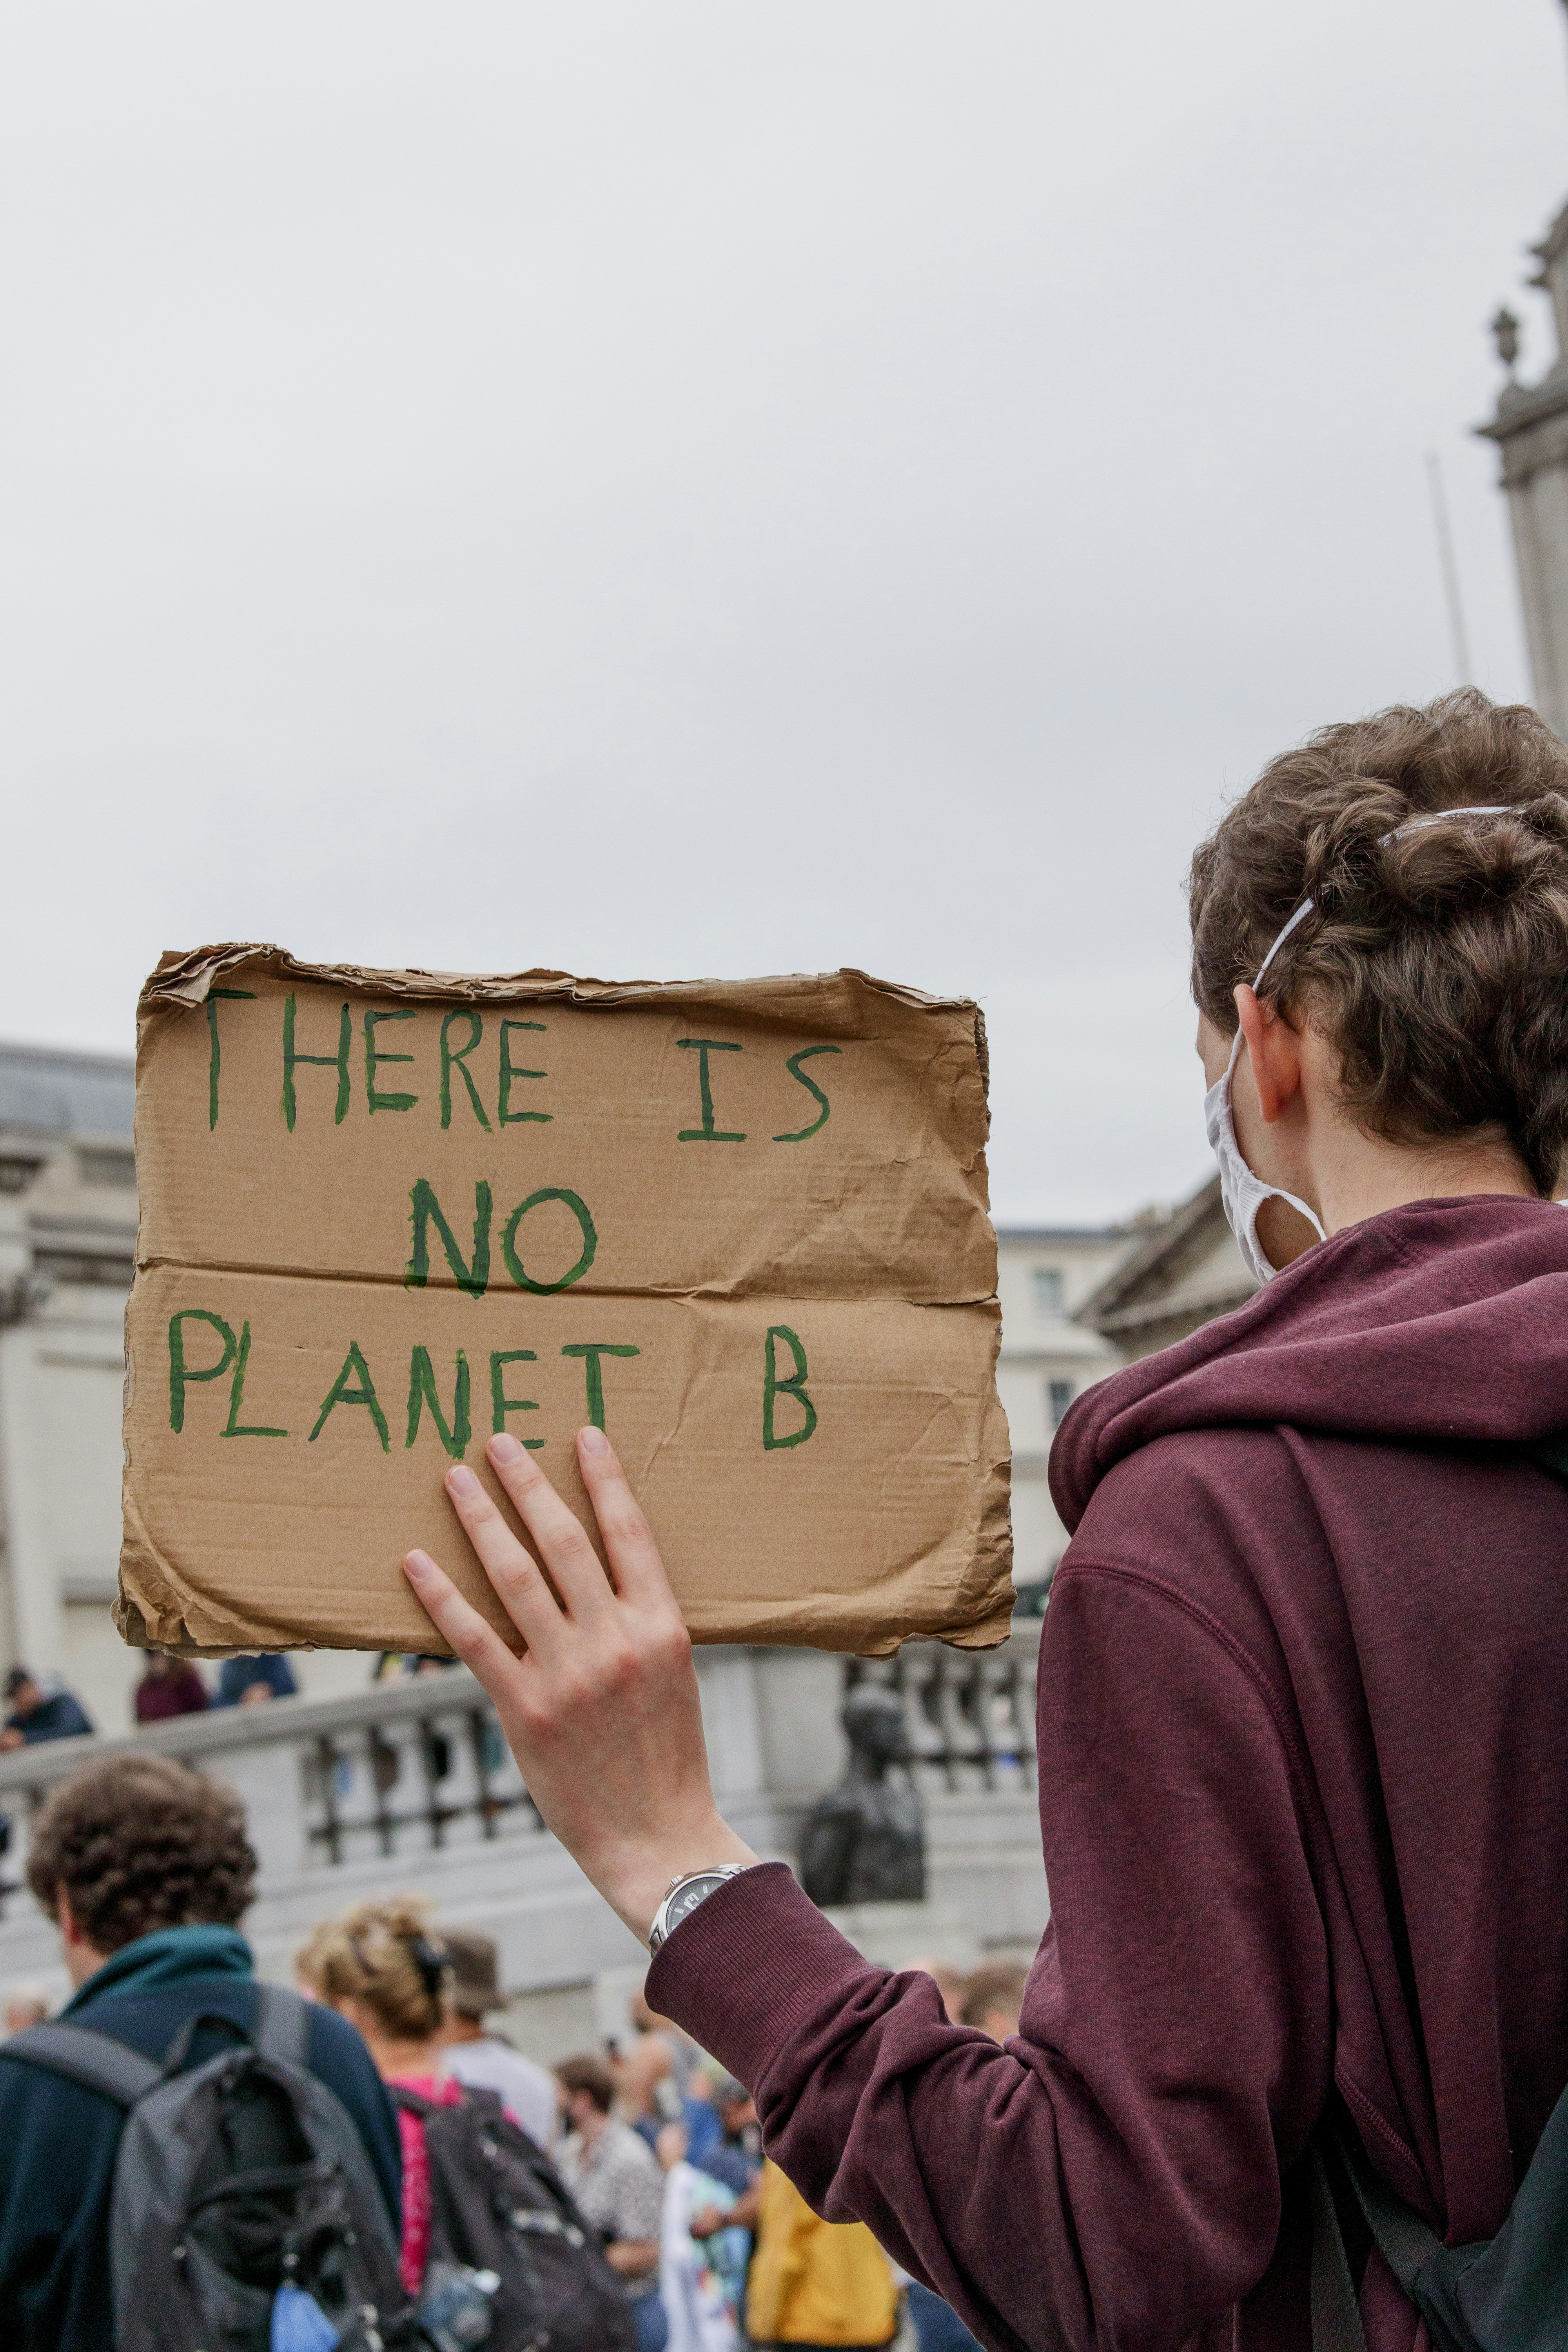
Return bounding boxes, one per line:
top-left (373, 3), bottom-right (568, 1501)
top-left (745, 2159), bottom-right (898, 2351)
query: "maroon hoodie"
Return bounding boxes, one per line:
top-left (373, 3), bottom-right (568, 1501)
top-left (647, 1196), bottom-right (1568, 2352)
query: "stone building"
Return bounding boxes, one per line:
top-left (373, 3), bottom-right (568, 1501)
top-left (1479, 51), bottom-right (1568, 737)
top-left (1075, 1175), bottom-right (1256, 1361)
top-left (0, 1042), bottom-right (139, 1730)
top-left (0, 1038), bottom-right (367, 1732)
top-left (993, 1223), bottom-right (1137, 1602)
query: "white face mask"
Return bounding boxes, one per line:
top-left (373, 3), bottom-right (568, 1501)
top-left (1203, 1026), bottom-right (1327, 1287)
top-left (1202, 804), bottom-right (1513, 1284)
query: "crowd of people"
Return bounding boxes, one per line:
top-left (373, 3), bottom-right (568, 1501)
top-left (0, 1746), bottom-right (1025, 2351)
top-left (0, 1648), bottom-right (455, 1749)
top-left (0, 1651), bottom-right (306, 1748)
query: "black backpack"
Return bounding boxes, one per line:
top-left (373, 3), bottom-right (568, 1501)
top-left (6, 1985), bottom-right (416, 2352)
top-left (1309, 2110), bottom-right (1568, 2352)
top-left (393, 2083), bottom-right (638, 2352)
top-left (1307, 1431), bottom-right (1568, 2352)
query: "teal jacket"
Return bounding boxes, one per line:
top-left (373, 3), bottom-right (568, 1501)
top-left (0, 1923), bottom-right (400, 2351)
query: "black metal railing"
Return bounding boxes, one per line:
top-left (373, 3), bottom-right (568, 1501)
top-left (304, 1691), bottom-right (543, 1866)
top-left (0, 1628), bottom-right (1040, 1918)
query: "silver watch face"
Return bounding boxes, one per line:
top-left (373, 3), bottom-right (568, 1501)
top-left (666, 1872), bottom-right (729, 1931)
top-left (653, 1869), bottom-right (736, 1950)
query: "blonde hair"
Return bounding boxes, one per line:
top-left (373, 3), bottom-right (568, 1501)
top-left (302, 1894), bottom-right (452, 2042)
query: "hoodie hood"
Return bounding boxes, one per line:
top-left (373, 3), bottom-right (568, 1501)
top-left (1051, 1193), bottom-right (1568, 1536)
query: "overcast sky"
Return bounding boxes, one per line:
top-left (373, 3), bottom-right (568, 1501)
top-left (2, 0), bottom-right (1563, 1223)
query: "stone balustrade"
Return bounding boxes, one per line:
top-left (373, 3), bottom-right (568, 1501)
top-left (0, 1630), bottom-right (1046, 2038)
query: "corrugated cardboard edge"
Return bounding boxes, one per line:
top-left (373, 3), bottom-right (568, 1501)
top-left (136, 947), bottom-right (989, 1187)
top-left (140, 945), bottom-right (986, 1033)
top-left (115, 1490), bottom-right (306, 1655)
top-left (123, 948), bottom-right (1008, 1656)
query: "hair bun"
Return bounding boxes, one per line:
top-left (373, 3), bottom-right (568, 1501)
top-left (1188, 691), bottom-right (1568, 1198)
top-left (1372, 795), bottom-right (1568, 916)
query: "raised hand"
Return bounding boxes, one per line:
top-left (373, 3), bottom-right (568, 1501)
top-left (402, 1427), bottom-right (757, 1940)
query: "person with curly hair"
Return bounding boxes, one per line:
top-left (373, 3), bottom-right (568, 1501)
top-left (401, 691), bottom-right (1568, 2350)
top-left (0, 1753), bottom-right (401, 2352)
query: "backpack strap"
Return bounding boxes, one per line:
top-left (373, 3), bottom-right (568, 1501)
top-left (252, 1982), bottom-right (311, 2070)
top-left (1310, 2125), bottom-right (1456, 2352)
top-left (1306, 2141), bottom-right (1368, 2352)
top-left (156, 1986), bottom-right (311, 2078)
top-left (1522, 1433), bottom-right (1568, 1490)
top-left (1329, 2127), bottom-right (1445, 2303)
top-left (2, 2021), bottom-right (163, 2109)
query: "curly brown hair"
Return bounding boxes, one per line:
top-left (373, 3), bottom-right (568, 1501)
top-left (27, 1755), bottom-right (257, 1952)
top-left (1188, 689), bottom-right (1568, 1197)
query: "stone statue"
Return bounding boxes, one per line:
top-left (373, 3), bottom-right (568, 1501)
top-left (1492, 306), bottom-right (1521, 379)
top-left (799, 1682), bottom-right (926, 1906)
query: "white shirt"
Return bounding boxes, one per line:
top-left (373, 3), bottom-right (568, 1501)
top-left (441, 2034), bottom-right (557, 2152)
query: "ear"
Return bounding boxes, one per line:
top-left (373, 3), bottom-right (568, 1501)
top-left (1233, 985), bottom-right (1304, 1124)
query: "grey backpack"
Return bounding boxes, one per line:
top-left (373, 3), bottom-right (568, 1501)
top-left (6, 1985), bottom-right (416, 2352)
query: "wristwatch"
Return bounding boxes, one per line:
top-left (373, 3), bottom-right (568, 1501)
top-left (648, 1865), bottom-right (753, 1955)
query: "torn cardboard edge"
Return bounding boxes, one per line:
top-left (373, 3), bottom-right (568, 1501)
top-left (123, 950), bottom-right (1010, 1661)
top-left (140, 945), bottom-right (990, 1099)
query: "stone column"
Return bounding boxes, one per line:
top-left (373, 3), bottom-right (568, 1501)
top-left (1479, 199), bottom-right (1568, 739)
top-left (0, 1323), bottom-right (62, 1675)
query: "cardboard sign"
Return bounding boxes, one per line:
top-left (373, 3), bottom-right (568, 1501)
top-left (119, 948), bottom-right (1011, 1659)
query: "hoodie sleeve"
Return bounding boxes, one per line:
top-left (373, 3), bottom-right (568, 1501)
top-left (645, 1563), bottom-right (1332, 2352)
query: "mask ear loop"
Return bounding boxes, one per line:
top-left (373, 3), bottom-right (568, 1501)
top-left (1252, 894), bottom-right (1314, 990)
top-left (1224, 807), bottom-right (1523, 1248)
top-left (1218, 898), bottom-right (1327, 1267)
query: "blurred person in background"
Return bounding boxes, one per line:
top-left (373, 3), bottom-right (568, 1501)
top-left (689, 2078), bottom-right (763, 2333)
top-left (0, 1991), bottom-right (49, 2036)
top-left (617, 2011), bottom-right (681, 2145)
top-left (955, 1963), bottom-right (1026, 2044)
top-left (903, 2276), bottom-right (984, 2352)
top-left (656, 2116), bottom-right (743, 2352)
top-left (216, 1651), bottom-right (298, 1706)
top-left (437, 1926), bottom-right (557, 2149)
top-left (0, 1668), bottom-right (92, 1749)
top-left (630, 1994), bottom-right (701, 2089)
top-left (690, 2075), bottom-right (762, 2225)
top-left (0, 1755), bottom-right (399, 2350)
top-left (631, 1988), bottom-right (699, 2094)
top-left (304, 1893), bottom-right (460, 2301)
top-left (308, 1910), bottom-right (635, 2350)
top-left (745, 2158), bottom-right (897, 2352)
top-left (911, 1961), bottom-right (966, 2024)
top-left (556, 2052), bottom-right (668, 2351)
top-left (132, 1650), bottom-right (209, 1724)
top-left (619, 1987), bottom-right (722, 2167)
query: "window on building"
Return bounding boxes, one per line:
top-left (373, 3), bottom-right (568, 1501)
top-left (1048, 1378), bottom-right (1074, 1427)
top-left (77, 1147), bottom-right (136, 1188)
top-left (1033, 1267), bottom-right (1064, 1317)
